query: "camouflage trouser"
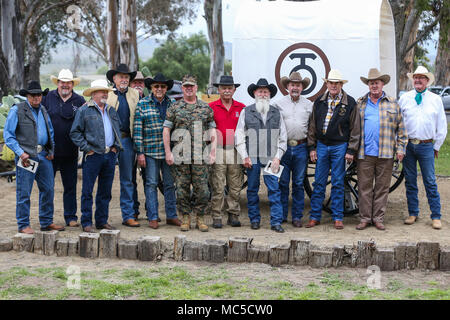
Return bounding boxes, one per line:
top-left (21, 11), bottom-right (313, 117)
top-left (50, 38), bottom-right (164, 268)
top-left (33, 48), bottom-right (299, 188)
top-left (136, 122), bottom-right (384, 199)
top-left (172, 164), bottom-right (210, 216)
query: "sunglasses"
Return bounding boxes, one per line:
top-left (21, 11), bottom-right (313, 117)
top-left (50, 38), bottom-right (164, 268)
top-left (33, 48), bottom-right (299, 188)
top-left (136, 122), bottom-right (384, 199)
top-left (152, 84), bottom-right (167, 89)
top-left (29, 93), bottom-right (43, 97)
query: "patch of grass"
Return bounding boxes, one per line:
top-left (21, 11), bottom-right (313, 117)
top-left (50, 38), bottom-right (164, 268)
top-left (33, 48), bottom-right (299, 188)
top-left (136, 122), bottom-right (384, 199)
top-left (434, 124), bottom-right (450, 175)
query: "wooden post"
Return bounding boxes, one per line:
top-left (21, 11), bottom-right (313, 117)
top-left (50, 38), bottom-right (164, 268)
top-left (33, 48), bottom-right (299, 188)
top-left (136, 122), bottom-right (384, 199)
top-left (79, 233), bottom-right (99, 259)
top-left (228, 237), bottom-right (251, 263)
top-left (67, 239), bottom-right (79, 256)
top-left (247, 246), bottom-right (270, 264)
top-left (309, 250), bottom-right (333, 268)
top-left (12, 234), bottom-right (34, 252)
top-left (373, 248), bottom-right (395, 271)
top-left (269, 244), bottom-right (290, 267)
top-left (34, 231), bottom-right (45, 255)
top-left (99, 230), bottom-right (120, 259)
top-left (118, 240), bottom-right (138, 260)
top-left (43, 231), bottom-right (59, 256)
top-left (138, 236), bottom-right (161, 261)
top-left (183, 241), bottom-right (204, 261)
top-left (56, 239), bottom-right (69, 257)
top-left (174, 235), bottom-right (187, 262)
top-left (0, 238), bottom-right (13, 252)
top-left (356, 240), bottom-right (377, 268)
top-left (417, 241), bottom-right (440, 270)
top-left (439, 248), bottom-right (450, 271)
top-left (394, 242), bottom-right (417, 270)
top-left (203, 239), bottom-right (227, 263)
top-left (289, 239), bottom-right (310, 265)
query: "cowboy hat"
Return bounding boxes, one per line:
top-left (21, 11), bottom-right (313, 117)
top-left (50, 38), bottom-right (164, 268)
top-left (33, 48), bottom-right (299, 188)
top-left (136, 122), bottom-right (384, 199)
top-left (407, 66), bottom-right (435, 86)
top-left (247, 78), bottom-right (278, 98)
top-left (50, 69), bottom-right (81, 86)
top-left (131, 71), bottom-right (145, 82)
top-left (213, 75), bottom-right (240, 88)
top-left (322, 69), bottom-right (348, 84)
top-left (360, 68), bottom-right (390, 85)
top-left (83, 79), bottom-right (113, 97)
top-left (281, 72), bottom-right (310, 90)
top-left (19, 80), bottom-right (49, 97)
top-left (106, 64), bottom-right (137, 83)
top-left (145, 73), bottom-right (174, 90)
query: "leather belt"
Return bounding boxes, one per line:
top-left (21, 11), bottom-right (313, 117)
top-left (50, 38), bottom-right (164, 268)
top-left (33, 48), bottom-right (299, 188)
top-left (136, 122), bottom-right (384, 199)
top-left (409, 139), bottom-right (433, 145)
top-left (121, 132), bottom-right (131, 138)
top-left (288, 139), bottom-right (307, 147)
top-left (37, 145), bottom-right (43, 153)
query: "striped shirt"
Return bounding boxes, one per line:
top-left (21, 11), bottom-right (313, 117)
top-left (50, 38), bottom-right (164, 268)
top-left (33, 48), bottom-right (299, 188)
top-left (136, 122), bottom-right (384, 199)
top-left (322, 92), bottom-right (342, 134)
top-left (357, 93), bottom-right (408, 159)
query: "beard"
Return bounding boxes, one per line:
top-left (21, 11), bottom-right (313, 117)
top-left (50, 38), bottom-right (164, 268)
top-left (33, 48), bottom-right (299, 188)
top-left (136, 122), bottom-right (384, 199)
top-left (255, 96), bottom-right (270, 115)
top-left (60, 88), bottom-right (71, 98)
top-left (100, 98), bottom-right (108, 104)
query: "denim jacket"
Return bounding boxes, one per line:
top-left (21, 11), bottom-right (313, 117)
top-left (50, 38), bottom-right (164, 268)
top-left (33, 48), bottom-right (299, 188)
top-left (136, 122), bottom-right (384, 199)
top-left (70, 100), bottom-right (122, 154)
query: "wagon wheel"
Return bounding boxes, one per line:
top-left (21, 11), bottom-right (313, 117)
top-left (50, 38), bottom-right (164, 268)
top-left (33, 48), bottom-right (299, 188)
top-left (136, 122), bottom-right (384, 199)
top-left (303, 159), bottom-right (404, 215)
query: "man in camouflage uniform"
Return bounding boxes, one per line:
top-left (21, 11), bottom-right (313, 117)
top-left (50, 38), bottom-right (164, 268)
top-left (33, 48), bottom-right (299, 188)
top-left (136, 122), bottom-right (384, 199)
top-left (163, 75), bottom-right (217, 232)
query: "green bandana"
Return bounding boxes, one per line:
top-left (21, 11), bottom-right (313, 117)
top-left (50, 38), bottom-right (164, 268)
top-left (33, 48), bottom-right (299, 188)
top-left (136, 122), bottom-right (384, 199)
top-left (415, 88), bottom-right (427, 105)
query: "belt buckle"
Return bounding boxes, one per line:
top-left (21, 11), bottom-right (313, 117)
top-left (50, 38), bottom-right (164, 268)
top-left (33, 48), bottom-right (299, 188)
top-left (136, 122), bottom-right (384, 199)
top-left (105, 146), bottom-right (110, 153)
top-left (37, 145), bottom-right (43, 153)
top-left (288, 140), bottom-right (298, 147)
top-left (410, 139), bottom-right (420, 145)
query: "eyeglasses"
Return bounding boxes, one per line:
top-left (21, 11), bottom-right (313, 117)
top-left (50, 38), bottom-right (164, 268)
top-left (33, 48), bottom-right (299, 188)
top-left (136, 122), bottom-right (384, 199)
top-left (29, 93), bottom-right (42, 97)
top-left (152, 84), bottom-right (167, 89)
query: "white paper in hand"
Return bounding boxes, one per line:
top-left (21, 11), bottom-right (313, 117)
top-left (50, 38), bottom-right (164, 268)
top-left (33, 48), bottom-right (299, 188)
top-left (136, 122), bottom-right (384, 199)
top-left (17, 158), bottom-right (39, 174)
top-left (263, 160), bottom-right (284, 178)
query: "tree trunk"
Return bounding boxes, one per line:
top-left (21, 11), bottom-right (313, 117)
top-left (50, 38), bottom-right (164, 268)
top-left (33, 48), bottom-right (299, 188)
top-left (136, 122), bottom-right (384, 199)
top-left (120, 0), bottom-right (138, 70)
top-left (1, 0), bottom-right (24, 92)
top-left (71, 42), bottom-right (81, 76)
top-left (434, 22), bottom-right (450, 86)
top-left (107, 0), bottom-right (120, 69)
top-left (204, 0), bottom-right (224, 94)
top-left (25, 31), bottom-right (41, 83)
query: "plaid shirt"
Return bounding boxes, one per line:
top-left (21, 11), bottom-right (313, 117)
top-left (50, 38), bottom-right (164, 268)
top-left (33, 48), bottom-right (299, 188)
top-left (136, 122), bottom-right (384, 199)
top-left (357, 93), bottom-right (408, 159)
top-left (133, 94), bottom-right (174, 159)
top-left (322, 92), bottom-right (342, 134)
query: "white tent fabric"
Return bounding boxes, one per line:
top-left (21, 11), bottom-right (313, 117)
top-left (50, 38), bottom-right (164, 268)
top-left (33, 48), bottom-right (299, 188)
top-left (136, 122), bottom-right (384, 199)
top-left (232, 0), bottom-right (396, 106)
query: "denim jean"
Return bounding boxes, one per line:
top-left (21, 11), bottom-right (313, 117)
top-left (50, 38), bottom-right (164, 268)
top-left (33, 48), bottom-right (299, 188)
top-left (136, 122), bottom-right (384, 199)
top-left (144, 156), bottom-right (177, 221)
top-left (80, 152), bottom-right (116, 228)
top-left (403, 142), bottom-right (441, 220)
top-left (309, 141), bottom-right (347, 222)
top-left (15, 152), bottom-right (54, 231)
top-left (280, 143), bottom-right (308, 222)
top-left (53, 156), bottom-right (78, 225)
top-left (118, 137), bottom-right (137, 222)
top-left (246, 160), bottom-right (283, 226)
top-left (132, 162), bottom-right (145, 215)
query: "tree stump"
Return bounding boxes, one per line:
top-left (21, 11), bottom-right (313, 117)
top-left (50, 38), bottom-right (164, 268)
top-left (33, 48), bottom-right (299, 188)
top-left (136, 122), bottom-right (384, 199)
top-left (56, 239), bottom-right (69, 257)
top-left (43, 231), bottom-right (59, 256)
top-left (269, 244), bottom-right (290, 267)
top-left (439, 248), bottom-right (450, 271)
top-left (203, 239), bottom-right (227, 263)
top-left (118, 240), bottom-right (138, 260)
top-left (373, 248), bottom-right (395, 271)
top-left (12, 233), bottom-right (34, 252)
top-left (99, 229), bottom-right (120, 259)
top-left (0, 238), bottom-right (13, 252)
top-left (289, 239), bottom-right (310, 265)
top-left (228, 237), bottom-right (251, 263)
top-left (67, 239), bottom-right (79, 256)
top-left (79, 233), bottom-right (99, 259)
top-left (174, 235), bottom-right (186, 262)
top-left (33, 231), bottom-right (45, 255)
top-left (309, 250), bottom-right (333, 268)
top-left (356, 240), bottom-right (376, 268)
top-left (247, 246), bottom-right (270, 264)
top-left (138, 236), bottom-right (161, 261)
top-left (394, 242), bottom-right (417, 270)
top-left (183, 241), bottom-right (204, 261)
top-left (417, 241), bottom-right (440, 270)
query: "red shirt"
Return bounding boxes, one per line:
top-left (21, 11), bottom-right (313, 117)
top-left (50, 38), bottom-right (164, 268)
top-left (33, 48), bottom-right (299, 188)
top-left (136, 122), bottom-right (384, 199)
top-left (209, 99), bottom-right (245, 146)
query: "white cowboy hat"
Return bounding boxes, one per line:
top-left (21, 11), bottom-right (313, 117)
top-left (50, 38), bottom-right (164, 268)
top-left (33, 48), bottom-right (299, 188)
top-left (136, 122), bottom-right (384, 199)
top-left (50, 69), bottom-right (81, 86)
top-left (83, 79), bottom-right (113, 97)
top-left (407, 66), bottom-right (435, 86)
top-left (322, 69), bottom-right (348, 84)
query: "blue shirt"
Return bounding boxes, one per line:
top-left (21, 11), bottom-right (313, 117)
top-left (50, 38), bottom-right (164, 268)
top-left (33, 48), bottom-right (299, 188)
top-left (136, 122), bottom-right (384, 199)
top-left (93, 102), bottom-right (114, 148)
top-left (3, 102), bottom-right (54, 157)
top-left (151, 94), bottom-right (170, 121)
top-left (115, 87), bottom-right (130, 133)
top-left (364, 96), bottom-right (381, 157)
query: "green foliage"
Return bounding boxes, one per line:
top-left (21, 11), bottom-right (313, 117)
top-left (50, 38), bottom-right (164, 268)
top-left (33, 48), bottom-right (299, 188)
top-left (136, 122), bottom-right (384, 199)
top-left (0, 95), bottom-right (21, 130)
top-left (96, 65), bottom-right (109, 75)
top-left (142, 32), bottom-right (210, 91)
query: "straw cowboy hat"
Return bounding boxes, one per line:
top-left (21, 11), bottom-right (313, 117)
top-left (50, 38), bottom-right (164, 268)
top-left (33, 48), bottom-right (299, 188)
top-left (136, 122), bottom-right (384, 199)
top-left (360, 68), bottom-right (390, 85)
top-left (131, 71), bottom-right (145, 82)
top-left (322, 69), bottom-right (348, 84)
top-left (50, 69), bottom-right (81, 86)
top-left (247, 78), bottom-right (278, 98)
top-left (19, 80), bottom-right (49, 96)
top-left (281, 72), bottom-right (310, 90)
top-left (83, 79), bottom-right (113, 97)
top-left (106, 64), bottom-right (137, 83)
top-left (407, 66), bottom-right (435, 86)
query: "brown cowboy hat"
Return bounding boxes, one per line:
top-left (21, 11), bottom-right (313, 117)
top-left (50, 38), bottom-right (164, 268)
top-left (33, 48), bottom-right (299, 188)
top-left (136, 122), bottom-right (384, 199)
top-left (281, 72), bottom-right (310, 90)
top-left (360, 68), bottom-right (390, 85)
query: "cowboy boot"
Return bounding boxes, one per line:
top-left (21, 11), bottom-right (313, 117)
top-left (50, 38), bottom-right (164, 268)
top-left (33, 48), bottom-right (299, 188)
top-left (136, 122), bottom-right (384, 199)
top-left (196, 216), bottom-right (209, 232)
top-left (180, 215), bottom-right (191, 232)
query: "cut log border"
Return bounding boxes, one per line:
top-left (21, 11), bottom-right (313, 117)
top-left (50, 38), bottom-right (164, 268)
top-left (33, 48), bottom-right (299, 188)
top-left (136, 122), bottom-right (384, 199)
top-left (2, 234), bottom-right (450, 271)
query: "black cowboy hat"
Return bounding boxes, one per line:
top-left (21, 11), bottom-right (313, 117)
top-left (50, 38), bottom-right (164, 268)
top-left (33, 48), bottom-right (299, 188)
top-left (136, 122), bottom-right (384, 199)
top-left (144, 73), bottom-right (174, 91)
top-left (213, 75), bottom-right (240, 88)
top-left (106, 64), bottom-right (137, 83)
top-left (19, 80), bottom-right (49, 97)
top-left (247, 78), bottom-right (277, 98)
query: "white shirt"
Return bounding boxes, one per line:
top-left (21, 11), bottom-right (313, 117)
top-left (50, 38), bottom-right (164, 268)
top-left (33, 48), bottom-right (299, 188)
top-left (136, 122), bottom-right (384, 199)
top-left (273, 95), bottom-right (313, 140)
top-left (399, 89), bottom-right (447, 151)
top-left (235, 107), bottom-right (287, 161)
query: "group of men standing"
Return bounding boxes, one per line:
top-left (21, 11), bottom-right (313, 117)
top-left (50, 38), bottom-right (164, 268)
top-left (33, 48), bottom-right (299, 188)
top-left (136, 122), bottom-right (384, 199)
top-left (4, 62), bottom-right (446, 234)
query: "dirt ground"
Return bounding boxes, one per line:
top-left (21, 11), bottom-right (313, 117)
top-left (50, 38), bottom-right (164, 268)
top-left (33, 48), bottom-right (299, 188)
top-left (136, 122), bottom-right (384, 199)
top-left (0, 168), bottom-right (449, 249)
